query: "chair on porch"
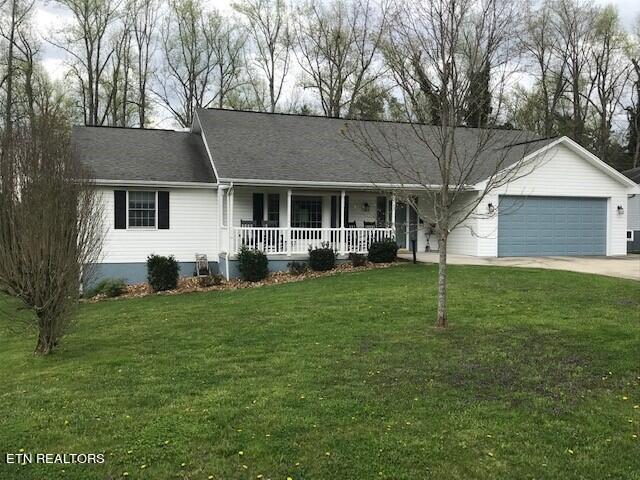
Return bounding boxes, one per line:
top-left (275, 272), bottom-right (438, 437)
top-left (346, 221), bottom-right (357, 228)
top-left (241, 219), bottom-right (256, 227)
top-left (363, 221), bottom-right (376, 228)
top-left (195, 254), bottom-right (210, 277)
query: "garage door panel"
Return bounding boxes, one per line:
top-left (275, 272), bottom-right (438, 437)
top-left (498, 196), bottom-right (606, 256)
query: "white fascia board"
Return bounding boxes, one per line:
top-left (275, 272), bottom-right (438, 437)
top-left (193, 110), bottom-right (221, 183)
top-left (94, 179), bottom-right (218, 189)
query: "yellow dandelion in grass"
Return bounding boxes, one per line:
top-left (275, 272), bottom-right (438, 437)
top-left (127, 450), bottom-right (133, 454)
top-left (242, 464), bottom-right (248, 469)
top-left (64, 420), bottom-right (69, 425)
top-left (19, 448), bottom-right (24, 453)
top-left (123, 473), bottom-right (129, 477)
top-left (208, 476), bottom-right (214, 479)
top-left (623, 396), bottom-right (628, 400)
top-left (325, 452), bottom-right (331, 456)
top-left (287, 477), bottom-right (293, 480)
top-left (568, 449), bottom-right (574, 455)
top-left (632, 434), bottom-right (638, 439)
top-left (295, 462), bottom-right (300, 466)
top-left (486, 434), bottom-right (492, 438)
top-left (487, 452), bottom-right (494, 457)
top-left (140, 464), bottom-right (147, 469)
top-left (634, 405), bottom-right (639, 409)
top-left (257, 475), bottom-right (263, 479)
top-left (181, 463), bottom-right (186, 467)
top-left (164, 440), bottom-right (170, 445)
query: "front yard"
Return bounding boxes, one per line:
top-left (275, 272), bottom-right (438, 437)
top-left (0, 265), bottom-right (638, 479)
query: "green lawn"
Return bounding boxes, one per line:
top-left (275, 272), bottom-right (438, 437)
top-left (0, 265), bottom-right (639, 480)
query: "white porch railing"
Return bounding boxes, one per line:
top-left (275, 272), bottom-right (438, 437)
top-left (231, 227), bottom-right (394, 255)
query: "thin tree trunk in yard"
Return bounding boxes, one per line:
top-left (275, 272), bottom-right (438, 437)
top-left (35, 328), bottom-right (54, 355)
top-left (437, 233), bottom-right (448, 328)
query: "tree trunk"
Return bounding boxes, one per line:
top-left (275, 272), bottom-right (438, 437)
top-left (34, 330), bottom-right (54, 356)
top-left (436, 233), bottom-right (448, 328)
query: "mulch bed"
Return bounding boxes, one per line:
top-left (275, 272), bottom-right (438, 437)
top-left (84, 261), bottom-right (402, 303)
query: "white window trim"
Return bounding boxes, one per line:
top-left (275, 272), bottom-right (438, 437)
top-left (628, 230), bottom-right (634, 241)
top-left (126, 190), bottom-right (158, 230)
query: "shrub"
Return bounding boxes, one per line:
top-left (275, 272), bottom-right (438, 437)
top-left (147, 254), bottom-right (180, 291)
top-left (87, 278), bottom-right (126, 298)
top-left (237, 246), bottom-right (269, 282)
top-left (287, 261), bottom-right (308, 275)
top-left (197, 274), bottom-right (224, 288)
top-left (367, 238), bottom-right (399, 263)
top-left (308, 242), bottom-right (336, 271)
top-left (349, 253), bottom-right (367, 267)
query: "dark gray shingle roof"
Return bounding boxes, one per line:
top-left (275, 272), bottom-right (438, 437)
top-left (72, 126), bottom-right (216, 183)
top-left (196, 108), bottom-right (556, 185)
top-left (623, 167), bottom-right (640, 184)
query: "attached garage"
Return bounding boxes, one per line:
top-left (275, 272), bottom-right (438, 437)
top-left (498, 196), bottom-right (607, 256)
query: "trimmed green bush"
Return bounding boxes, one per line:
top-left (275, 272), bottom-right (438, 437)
top-left (308, 242), bottom-right (336, 271)
top-left (87, 278), bottom-right (127, 298)
top-left (237, 246), bottom-right (269, 282)
top-left (147, 254), bottom-right (180, 291)
top-left (287, 261), bottom-right (309, 275)
top-left (367, 238), bottom-right (398, 263)
top-left (349, 253), bottom-right (367, 267)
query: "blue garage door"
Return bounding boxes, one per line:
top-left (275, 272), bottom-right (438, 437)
top-left (498, 196), bottom-right (607, 256)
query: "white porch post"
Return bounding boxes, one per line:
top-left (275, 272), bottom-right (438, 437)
top-left (340, 190), bottom-right (346, 255)
top-left (391, 194), bottom-right (396, 238)
top-left (228, 187), bottom-right (234, 254)
top-left (286, 189), bottom-right (292, 256)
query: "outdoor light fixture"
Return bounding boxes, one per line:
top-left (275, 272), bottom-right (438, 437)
top-left (362, 202), bottom-right (370, 212)
top-left (617, 205), bottom-right (624, 215)
top-left (487, 203), bottom-right (495, 213)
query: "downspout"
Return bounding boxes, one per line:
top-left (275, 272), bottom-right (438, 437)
top-left (225, 182), bottom-right (234, 280)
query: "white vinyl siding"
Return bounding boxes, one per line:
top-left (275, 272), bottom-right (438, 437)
top-left (628, 194), bottom-right (640, 231)
top-left (98, 187), bottom-right (218, 263)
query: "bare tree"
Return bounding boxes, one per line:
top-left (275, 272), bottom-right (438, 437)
top-left (519, 0), bottom-right (566, 137)
top-left (552, 0), bottom-right (597, 146)
top-left (587, 6), bottom-right (630, 164)
top-left (0, 0), bottom-right (35, 132)
top-left (345, 0), bottom-right (545, 328)
top-left (0, 115), bottom-right (103, 355)
top-left (156, 0), bottom-right (245, 127)
top-left (293, 0), bottom-right (388, 118)
top-left (234, 0), bottom-right (292, 112)
top-left (131, 0), bottom-right (157, 127)
top-left (49, 0), bottom-right (122, 126)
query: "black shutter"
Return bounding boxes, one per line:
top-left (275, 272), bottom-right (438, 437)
top-left (343, 195), bottom-right (350, 225)
top-left (253, 193), bottom-right (264, 226)
top-left (114, 190), bottom-right (126, 229)
top-left (158, 191), bottom-right (170, 229)
top-left (330, 196), bottom-right (338, 228)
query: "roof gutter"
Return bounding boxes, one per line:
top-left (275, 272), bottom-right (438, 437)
top-left (93, 179), bottom-right (218, 189)
top-left (216, 177), bottom-right (474, 190)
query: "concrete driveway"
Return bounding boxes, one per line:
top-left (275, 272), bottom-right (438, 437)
top-left (398, 252), bottom-right (640, 281)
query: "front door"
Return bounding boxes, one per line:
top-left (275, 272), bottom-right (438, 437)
top-left (395, 201), bottom-right (407, 248)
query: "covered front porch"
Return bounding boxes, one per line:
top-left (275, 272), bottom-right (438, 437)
top-left (218, 186), bottom-right (423, 256)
